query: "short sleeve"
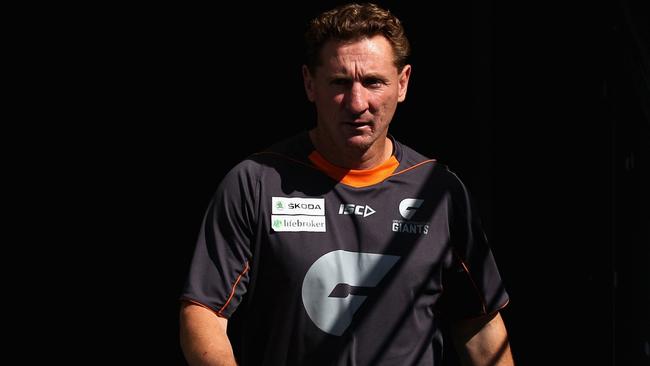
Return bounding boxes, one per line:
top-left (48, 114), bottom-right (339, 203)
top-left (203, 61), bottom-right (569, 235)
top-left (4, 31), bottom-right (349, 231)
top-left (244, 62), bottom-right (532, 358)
top-left (441, 174), bottom-right (509, 319)
top-left (180, 163), bottom-right (257, 318)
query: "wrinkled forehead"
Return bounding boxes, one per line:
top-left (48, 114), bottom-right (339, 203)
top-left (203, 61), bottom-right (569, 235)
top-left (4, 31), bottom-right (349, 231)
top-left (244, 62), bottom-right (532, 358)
top-left (316, 36), bottom-right (398, 73)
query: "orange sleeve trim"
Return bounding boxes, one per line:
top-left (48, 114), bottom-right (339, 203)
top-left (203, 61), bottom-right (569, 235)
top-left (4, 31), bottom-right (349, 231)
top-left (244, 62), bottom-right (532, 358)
top-left (217, 261), bottom-right (250, 316)
top-left (460, 298), bottom-right (511, 321)
top-left (180, 297), bottom-right (229, 318)
top-left (454, 252), bottom-right (488, 314)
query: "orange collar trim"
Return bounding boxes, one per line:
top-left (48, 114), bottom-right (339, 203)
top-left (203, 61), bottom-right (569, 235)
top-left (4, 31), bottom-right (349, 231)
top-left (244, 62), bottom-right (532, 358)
top-left (308, 150), bottom-right (399, 188)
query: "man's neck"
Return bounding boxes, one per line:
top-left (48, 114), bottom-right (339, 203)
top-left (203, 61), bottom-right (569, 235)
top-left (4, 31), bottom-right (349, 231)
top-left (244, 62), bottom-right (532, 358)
top-left (308, 130), bottom-right (393, 170)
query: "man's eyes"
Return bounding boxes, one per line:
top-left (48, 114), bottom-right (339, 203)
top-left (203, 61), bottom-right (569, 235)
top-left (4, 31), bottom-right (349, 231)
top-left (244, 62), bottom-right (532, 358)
top-left (329, 78), bottom-right (385, 87)
top-left (363, 78), bottom-right (385, 88)
top-left (331, 78), bottom-right (351, 86)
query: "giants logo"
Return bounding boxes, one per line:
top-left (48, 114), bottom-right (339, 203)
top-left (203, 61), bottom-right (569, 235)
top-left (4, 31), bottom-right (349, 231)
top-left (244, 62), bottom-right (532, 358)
top-left (398, 198), bottom-right (423, 220)
top-left (393, 198), bottom-right (429, 235)
top-left (301, 250), bottom-right (399, 336)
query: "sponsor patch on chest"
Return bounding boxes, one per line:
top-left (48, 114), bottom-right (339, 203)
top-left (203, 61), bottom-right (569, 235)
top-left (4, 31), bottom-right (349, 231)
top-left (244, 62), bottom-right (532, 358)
top-left (271, 197), bottom-right (326, 232)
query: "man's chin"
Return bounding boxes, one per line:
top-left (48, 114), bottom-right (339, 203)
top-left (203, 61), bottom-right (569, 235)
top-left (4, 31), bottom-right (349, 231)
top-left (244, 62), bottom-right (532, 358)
top-left (345, 135), bottom-right (373, 151)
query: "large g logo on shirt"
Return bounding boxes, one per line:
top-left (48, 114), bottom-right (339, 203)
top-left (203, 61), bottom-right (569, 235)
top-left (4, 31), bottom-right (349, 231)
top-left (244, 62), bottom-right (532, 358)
top-left (301, 250), bottom-right (400, 336)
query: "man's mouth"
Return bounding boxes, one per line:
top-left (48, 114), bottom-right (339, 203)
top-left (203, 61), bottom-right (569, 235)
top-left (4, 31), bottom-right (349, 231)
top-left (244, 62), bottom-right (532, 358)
top-left (343, 120), bottom-right (372, 127)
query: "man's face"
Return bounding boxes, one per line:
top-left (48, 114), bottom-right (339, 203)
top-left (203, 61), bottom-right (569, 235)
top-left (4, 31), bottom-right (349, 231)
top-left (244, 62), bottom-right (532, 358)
top-left (303, 35), bottom-right (411, 152)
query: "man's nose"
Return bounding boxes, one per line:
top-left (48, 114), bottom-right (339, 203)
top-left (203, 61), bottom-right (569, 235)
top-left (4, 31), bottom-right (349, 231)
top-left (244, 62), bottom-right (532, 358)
top-left (345, 82), bottom-right (369, 114)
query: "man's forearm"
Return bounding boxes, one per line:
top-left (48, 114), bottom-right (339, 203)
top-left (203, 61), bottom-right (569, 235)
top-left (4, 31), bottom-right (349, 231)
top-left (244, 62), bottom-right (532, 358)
top-left (451, 312), bottom-right (514, 366)
top-left (180, 302), bottom-right (237, 366)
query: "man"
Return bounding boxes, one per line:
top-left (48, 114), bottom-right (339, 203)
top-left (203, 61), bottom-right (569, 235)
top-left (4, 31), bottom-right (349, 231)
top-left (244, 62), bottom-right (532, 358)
top-left (180, 3), bottom-right (513, 365)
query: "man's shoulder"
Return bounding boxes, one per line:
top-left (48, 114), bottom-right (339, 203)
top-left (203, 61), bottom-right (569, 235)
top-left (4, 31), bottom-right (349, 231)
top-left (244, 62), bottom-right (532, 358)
top-left (395, 139), bottom-right (431, 163)
top-left (234, 131), bottom-right (311, 166)
top-left (393, 138), bottom-right (464, 185)
top-left (225, 131), bottom-right (312, 176)
top-left (394, 138), bottom-right (440, 171)
top-left (261, 131), bottom-right (312, 156)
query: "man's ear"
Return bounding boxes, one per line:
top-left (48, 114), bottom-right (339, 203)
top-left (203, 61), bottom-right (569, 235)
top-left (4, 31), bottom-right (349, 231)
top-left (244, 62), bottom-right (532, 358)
top-left (302, 65), bottom-right (316, 102)
top-left (397, 64), bottom-right (411, 103)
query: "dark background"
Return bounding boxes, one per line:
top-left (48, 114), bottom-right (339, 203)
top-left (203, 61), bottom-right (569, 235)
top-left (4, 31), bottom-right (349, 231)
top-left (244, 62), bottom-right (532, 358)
top-left (55, 0), bottom-right (648, 364)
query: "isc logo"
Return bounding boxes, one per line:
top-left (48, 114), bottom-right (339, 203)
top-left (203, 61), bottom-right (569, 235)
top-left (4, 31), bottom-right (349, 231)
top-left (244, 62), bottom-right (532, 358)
top-left (338, 204), bottom-right (376, 217)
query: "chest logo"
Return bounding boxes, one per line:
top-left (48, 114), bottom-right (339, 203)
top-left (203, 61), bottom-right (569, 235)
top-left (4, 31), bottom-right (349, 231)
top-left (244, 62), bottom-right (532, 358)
top-left (302, 250), bottom-right (399, 336)
top-left (338, 203), bottom-right (376, 217)
top-left (272, 197), bottom-right (326, 232)
top-left (398, 198), bottom-right (423, 219)
top-left (393, 198), bottom-right (429, 235)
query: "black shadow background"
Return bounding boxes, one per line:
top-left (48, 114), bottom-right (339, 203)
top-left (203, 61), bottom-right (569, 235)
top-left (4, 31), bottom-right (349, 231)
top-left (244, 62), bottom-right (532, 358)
top-left (64, 1), bottom-right (648, 364)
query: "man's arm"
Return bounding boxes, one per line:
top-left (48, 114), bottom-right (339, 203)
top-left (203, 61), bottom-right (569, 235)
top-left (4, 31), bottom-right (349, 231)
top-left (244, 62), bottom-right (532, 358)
top-left (450, 311), bottom-right (514, 366)
top-left (179, 301), bottom-right (238, 366)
